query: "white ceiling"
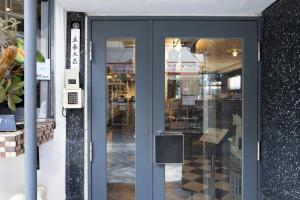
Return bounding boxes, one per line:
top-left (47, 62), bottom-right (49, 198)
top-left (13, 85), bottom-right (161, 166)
top-left (57, 0), bottom-right (276, 16)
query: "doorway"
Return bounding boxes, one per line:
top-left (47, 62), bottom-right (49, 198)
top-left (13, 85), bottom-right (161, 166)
top-left (89, 18), bottom-right (258, 200)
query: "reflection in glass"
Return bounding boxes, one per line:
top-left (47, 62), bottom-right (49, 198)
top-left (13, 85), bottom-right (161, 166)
top-left (165, 38), bottom-right (243, 200)
top-left (106, 38), bottom-right (136, 200)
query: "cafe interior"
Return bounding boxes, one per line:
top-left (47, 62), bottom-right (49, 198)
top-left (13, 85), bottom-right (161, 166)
top-left (106, 38), bottom-right (243, 200)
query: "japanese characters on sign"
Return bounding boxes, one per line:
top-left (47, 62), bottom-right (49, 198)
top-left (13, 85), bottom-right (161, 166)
top-left (70, 22), bottom-right (80, 70)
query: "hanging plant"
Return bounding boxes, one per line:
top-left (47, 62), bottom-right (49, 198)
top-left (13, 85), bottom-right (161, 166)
top-left (0, 18), bottom-right (19, 50)
top-left (0, 17), bottom-right (45, 111)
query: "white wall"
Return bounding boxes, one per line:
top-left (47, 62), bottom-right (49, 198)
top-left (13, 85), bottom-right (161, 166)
top-left (57, 0), bottom-right (276, 16)
top-left (37, 2), bottom-right (66, 200)
top-left (0, 2), bottom-right (66, 200)
top-left (0, 156), bottom-right (25, 199)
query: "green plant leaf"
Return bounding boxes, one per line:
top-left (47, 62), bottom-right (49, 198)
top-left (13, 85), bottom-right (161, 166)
top-left (7, 81), bottom-right (24, 93)
top-left (8, 102), bottom-right (16, 111)
top-left (0, 78), bottom-right (5, 86)
top-left (7, 95), bottom-right (16, 111)
top-left (16, 38), bottom-right (24, 48)
top-left (11, 75), bottom-right (22, 84)
top-left (9, 94), bottom-right (23, 104)
top-left (1, 75), bottom-right (24, 109)
top-left (0, 86), bottom-right (5, 103)
top-left (12, 88), bottom-right (24, 96)
top-left (36, 51), bottom-right (45, 63)
top-left (4, 79), bottom-right (12, 91)
top-left (15, 48), bottom-right (24, 64)
top-left (15, 38), bottom-right (45, 63)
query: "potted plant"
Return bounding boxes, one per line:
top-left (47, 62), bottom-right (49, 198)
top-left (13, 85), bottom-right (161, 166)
top-left (0, 17), bottom-right (45, 119)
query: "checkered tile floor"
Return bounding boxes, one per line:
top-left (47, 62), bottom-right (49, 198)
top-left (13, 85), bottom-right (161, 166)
top-left (166, 155), bottom-right (234, 200)
top-left (106, 131), bottom-right (241, 200)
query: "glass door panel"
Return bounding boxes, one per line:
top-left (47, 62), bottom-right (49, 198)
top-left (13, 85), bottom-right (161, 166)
top-left (91, 20), bottom-right (150, 200)
top-left (153, 20), bottom-right (257, 200)
top-left (106, 38), bottom-right (136, 200)
top-left (164, 38), bottom-right (243, 200)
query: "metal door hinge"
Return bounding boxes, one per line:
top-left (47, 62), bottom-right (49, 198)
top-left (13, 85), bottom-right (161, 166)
top-left (257, 41), bottom-right (261, 62)
top-left (89, 41), bottom-right (93, 61)
top-left (257, 141), bottom-right (261, 161)
top-left (89, 141), bottom-right (93, 162)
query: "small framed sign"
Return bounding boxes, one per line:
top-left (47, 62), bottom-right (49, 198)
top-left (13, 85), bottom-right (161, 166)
top-left (182, 95), bottom-right (196, 106)
top-left (37, 59), bottom-right (51, 80)
top-left (0, 115), bottom-right (17, 132)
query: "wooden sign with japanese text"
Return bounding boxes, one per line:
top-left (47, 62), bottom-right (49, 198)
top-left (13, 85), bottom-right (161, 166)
top-left (70, 22), bottom-right (80, 70)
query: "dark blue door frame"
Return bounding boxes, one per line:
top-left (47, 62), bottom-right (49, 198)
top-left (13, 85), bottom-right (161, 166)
top-left (88, 17), bottom-right (260, 200)
top-left (89, 20), bottom-right (150, 200)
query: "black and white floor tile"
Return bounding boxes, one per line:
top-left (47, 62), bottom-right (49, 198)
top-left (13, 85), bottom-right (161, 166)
top-left (107, 138), bottom-right (240, 200)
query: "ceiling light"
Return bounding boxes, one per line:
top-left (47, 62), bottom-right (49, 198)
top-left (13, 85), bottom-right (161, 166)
top-left (6, 0), bottom-right (11, 12)
top-left (227, 48), bottom-right (242, 57)
top-left (232, 49), bottom-right (239, 57)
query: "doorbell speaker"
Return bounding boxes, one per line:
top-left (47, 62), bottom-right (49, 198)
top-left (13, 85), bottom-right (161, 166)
top-left (63, 89), bottom-right (84, 109)
top-left (65, 69), bottom-right (80, 89)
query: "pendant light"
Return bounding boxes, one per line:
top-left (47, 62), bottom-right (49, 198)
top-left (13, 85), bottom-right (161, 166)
top-left (5, 0), bottom-right (11, 12)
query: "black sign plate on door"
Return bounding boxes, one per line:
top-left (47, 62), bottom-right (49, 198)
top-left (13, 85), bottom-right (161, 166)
top-left (155, 134), bottom-right (184, 164)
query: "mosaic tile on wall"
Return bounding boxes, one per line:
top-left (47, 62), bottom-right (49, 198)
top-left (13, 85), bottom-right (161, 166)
top-left (0, 121), bottom-right (55, 158)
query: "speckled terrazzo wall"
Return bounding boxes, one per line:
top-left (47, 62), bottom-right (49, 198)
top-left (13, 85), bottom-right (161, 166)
top-left (65, 12), bottom-right (85, 200)
top-left (261, 0), bottom-right (300, 199)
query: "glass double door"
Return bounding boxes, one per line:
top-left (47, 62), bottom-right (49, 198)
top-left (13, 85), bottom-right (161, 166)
top-left (91, 19), bottom-right (258, 200)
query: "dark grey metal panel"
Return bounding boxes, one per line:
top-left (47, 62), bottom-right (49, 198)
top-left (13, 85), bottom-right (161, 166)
top-left (257, 16), bottom-right (262, 200)
top-left (91, 21), bottom-right (106, 200)
top-left (91, 20), bottom-right (151, 200)
top-left (242, 21), bottom-right (259, 200)
top-left (89, 18), bottom-right (259, 200)
top-left (88, 16), bottom-right (259, 21)
top-left (155, 135), bottom-right (184, 164)
top-left (153, 20), bottom-right (258, 200)
top-left (147, 20), bottom-right (154, 200)
top-left (87, 18), bottom-right (92, 200)
top-left (152, 23), bottom-right (166, 200)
